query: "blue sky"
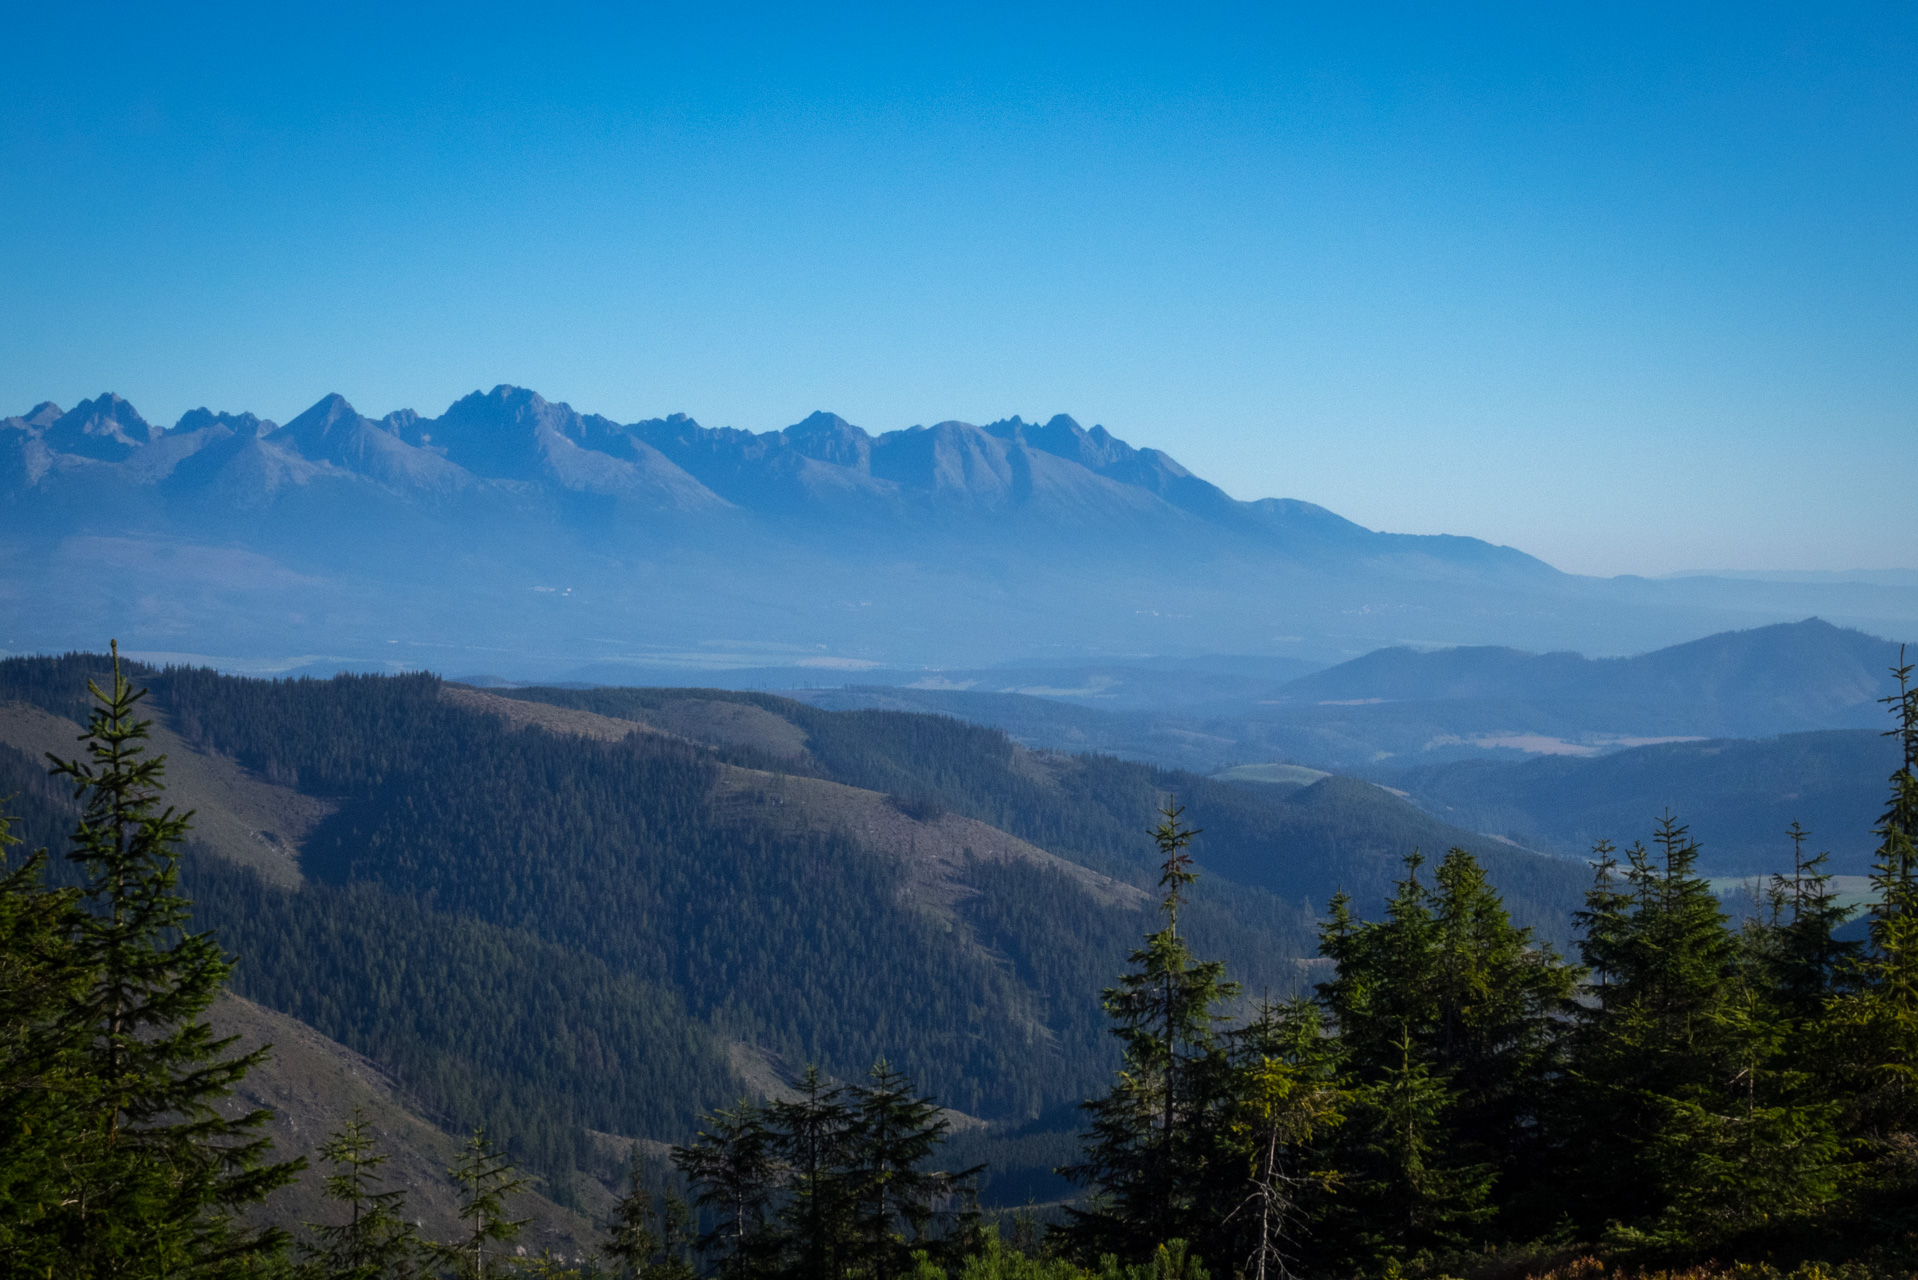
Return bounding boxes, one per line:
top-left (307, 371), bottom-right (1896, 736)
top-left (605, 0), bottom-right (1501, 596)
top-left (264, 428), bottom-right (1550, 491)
top-left (2, 2), bottom-right (1912, 576)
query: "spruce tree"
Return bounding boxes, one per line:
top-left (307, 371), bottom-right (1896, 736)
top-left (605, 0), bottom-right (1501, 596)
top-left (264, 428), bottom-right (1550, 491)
top-left (1562, 819), bottom-right (1735, 1228)
top-left (1219, 999), bottom-right (1345, 1280)
top-left (1840, 649), bottom-right (1918, 1130)
top-left (1560, 814), bottom-right (1841, 1241)
top-left (298, 1108), bottom-right (444, 1280)
top-left (1646, 984), bottom-right (1843, 1240)
top-left (1316, 849), bottom-right (1570, 1252)
top-left (1819, 648), bottom-right (1918, 1236)
top-left (1426, 849), bottom-right (1578, 1165)
top-left (674, 1101), bottom-right (780, 1280)
top-left (449, 1128), bottom-right (529, 1279)
top-left (41, 642), bottom-right (299, 1275)
top-left (605, 1150), bottom-right (696, 1280)
top-left (1760, 822), bottom-right (1860, 1017)
top-left (1342, 1027), bottom-right (1494, 1262)
top-left (766, 1066), bottom-right (855, 1280)
top-left (1062, 801), bottom-right (1241, 1268)
top-left (843, 1060), bottom-right (981, 1280)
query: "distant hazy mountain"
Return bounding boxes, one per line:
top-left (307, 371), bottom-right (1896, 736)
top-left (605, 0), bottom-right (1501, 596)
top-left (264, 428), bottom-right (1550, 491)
top-left (5, 386), bottom-right (1916, 676)
top-left (1272, 619), bottom-right (1901, 737)
top-left (793, 620), bottom-right (1912, 776)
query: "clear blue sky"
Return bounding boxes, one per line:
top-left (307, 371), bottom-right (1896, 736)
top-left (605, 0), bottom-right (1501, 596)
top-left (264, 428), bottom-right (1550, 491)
top-left (2, 2), bottom-right (1912, 576)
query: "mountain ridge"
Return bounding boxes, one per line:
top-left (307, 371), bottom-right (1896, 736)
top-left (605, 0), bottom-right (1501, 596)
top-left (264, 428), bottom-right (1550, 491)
top-left (1273, 618), bottom-right (1901, 736)
top-left (7, 386), bottom-right (1918, 674)
top-left (3, 386), bottom-right (1445, 546)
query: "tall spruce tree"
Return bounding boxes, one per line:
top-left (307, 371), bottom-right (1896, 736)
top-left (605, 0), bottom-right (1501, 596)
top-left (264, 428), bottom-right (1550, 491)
top-left (1062, 800), bottom-right (1241, 1269)
top-left (843, 1060), bottom-right (981, 1280)
top-left (675, 1101), bottom-right (781, 1280)
top-left (1562, 818), bottom-right (1737, 1229)
top-left (298, 1108), bottom-right (445, 1280)
top-left (449, 1128), bottom-right (530, 1280)
top-left (675, 1064), bottom-right (974, 1280)
top-left (1315, 849), bottom-right (1570, 1255)
top-left (39, 642), bottom-right (298, 1275)
top-left (766, 1066), bottom-right (856, 1280)
top-left (1218, 999), bottom-right (1345, 1280)
top-left (1760, 823), bottom-right (1861, 1017)
top-left (1819, 649), bottom-right (1918, 1236)
top-left (605, 1151), bottom-right (697, 1280)
top-left (1561, 814), bottom-right (1841, 1242)
top-left (1340, 1026), bottom-right (1494, 1263)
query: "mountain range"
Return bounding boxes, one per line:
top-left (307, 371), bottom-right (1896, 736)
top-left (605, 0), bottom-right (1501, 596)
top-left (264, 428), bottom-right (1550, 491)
top-left (5, 387), bottom-right (1917, 677)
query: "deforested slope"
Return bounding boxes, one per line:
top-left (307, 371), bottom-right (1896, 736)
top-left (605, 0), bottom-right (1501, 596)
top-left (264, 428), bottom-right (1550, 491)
top-left (492, 683), bottom-right (1592, 943)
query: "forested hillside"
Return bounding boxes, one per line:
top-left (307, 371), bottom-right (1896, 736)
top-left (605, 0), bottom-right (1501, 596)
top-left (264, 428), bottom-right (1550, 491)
top-left (0, 654), bottom-right (1590, 1206)
top-left (490, 684), bottom-right (1589, 941)
top-left (6, 648), bottom-right (1918, 1280)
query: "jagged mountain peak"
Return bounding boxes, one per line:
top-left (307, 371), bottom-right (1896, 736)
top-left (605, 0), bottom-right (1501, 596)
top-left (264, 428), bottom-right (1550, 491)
top-left (432, 385), bottom-right (564, 473)
top-left (972, 413), bottom-right (1196, 489)
top-left (783, 411), bottom-right (872, 470)
top-left (282, 392), bottom-right (369, 440)
top-left (380, 408), bottom-right (424, 442)
top-left (443, 383), bottom-right (606, 435)
top-left (261, 392), bottom-right (469, 495)
top-left (440, 383), bottom-right (623, 454)
top-left (426, 386), bottom-right (726, 508)
top-left (44, 392), bottom-right (157, 461)
top-left (788, 410), bottom-right (862, 434)
top-left (9, 401), bottom-right (65, 430)
top-left (172, 408), bottom-right (275, 438)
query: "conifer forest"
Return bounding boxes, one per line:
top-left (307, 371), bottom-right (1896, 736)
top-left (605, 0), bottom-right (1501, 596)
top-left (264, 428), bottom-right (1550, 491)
top-left (3, 646), bottom-right (1918, 1280)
